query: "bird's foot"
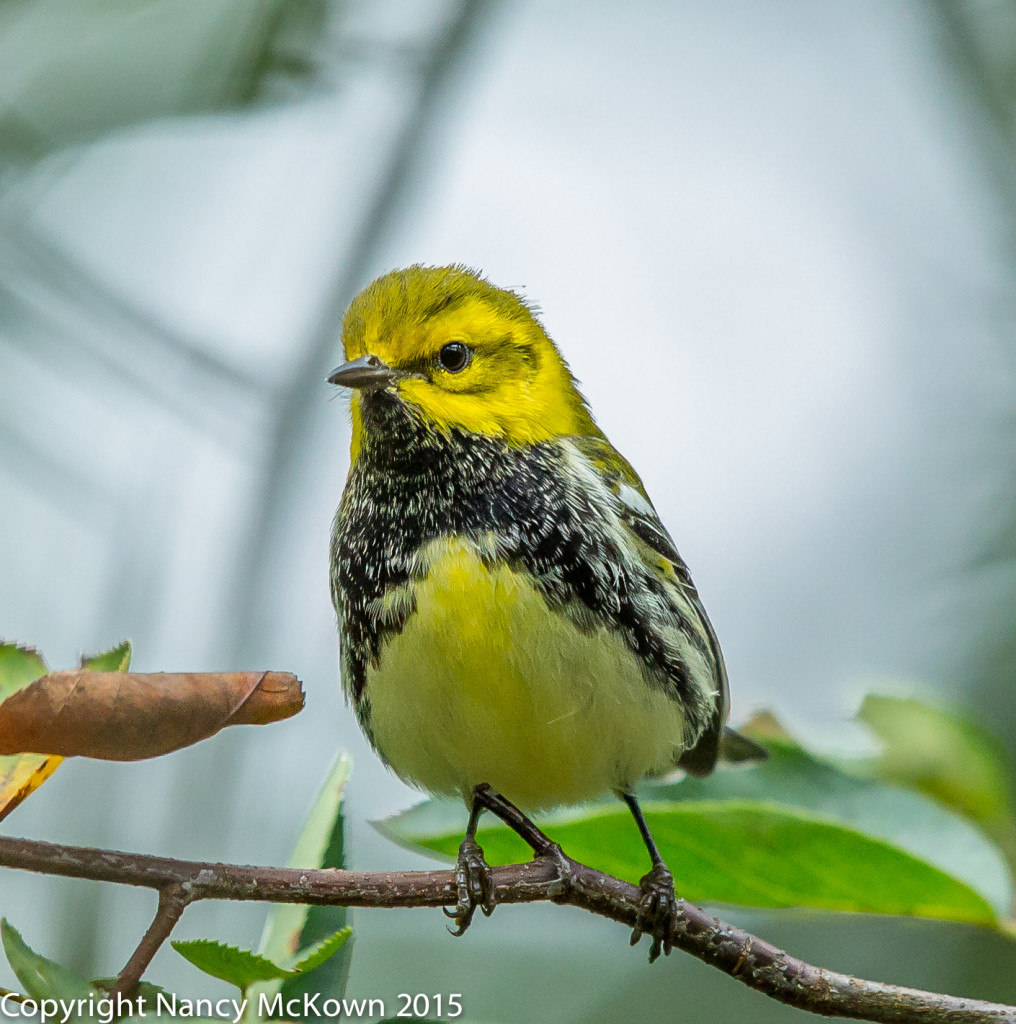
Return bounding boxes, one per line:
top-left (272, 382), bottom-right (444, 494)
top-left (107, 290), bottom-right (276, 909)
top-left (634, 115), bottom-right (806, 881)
top-left (630, 862), bottom-right (679, 963)
top-left (444, 834), bottom-right (496, 936)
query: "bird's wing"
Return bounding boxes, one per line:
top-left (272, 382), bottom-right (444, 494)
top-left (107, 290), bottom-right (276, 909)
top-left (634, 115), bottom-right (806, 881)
top-left (570, 435), bottom-right (731, 776)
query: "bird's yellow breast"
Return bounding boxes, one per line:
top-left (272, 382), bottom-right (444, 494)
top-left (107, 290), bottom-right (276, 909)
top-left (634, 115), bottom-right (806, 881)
top-left (363, 537), bottom-right (687, 810)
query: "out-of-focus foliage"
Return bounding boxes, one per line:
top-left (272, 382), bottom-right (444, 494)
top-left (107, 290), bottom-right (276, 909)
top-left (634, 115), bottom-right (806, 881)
top-left (935, 3), bottom-right (1016, 769)
top-left (1, 754), bottom-right (354, 1013)
top-left (0, 0), bottom-right (328, 164)
top-left (242, 753), bottom-right (354, 1023)
top-left (4, 920), bottom-right (199, 1024)
top-left (379, 695), bottom-right (1016, 932)
top-left (1, 920), bottom-right (102, 1014)
top-left (859, 694), bottom-right (1016, 877)
top-left (389, 799), bottom-right (1002, 925)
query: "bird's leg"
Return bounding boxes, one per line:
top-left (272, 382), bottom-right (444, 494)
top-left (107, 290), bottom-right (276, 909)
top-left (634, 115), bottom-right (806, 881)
top-left (619, 789), bottom-right (680, 963)
top-left (445, 783), bottom-right (569, 936)
top-left (445, 787), bottom-right (497, 936)
top-left (472, 783), bottom-right (565, 861)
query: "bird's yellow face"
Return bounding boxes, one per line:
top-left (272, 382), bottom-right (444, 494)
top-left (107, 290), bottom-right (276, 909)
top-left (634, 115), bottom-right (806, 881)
top-left (334, 266), bottom-right (600, 458)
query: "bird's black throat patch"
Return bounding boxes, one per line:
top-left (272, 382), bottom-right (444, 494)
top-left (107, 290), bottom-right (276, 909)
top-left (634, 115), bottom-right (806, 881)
top-left (330, 389), bottom-right (713, 743)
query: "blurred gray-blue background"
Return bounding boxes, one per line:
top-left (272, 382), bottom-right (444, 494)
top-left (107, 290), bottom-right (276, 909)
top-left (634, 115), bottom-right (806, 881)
top-left (2, 0), bottom-right (1015, 1020)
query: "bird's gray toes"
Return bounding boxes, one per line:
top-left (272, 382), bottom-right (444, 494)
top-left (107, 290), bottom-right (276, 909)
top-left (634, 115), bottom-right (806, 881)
top-left (445, 835), bottom-right (495, 936)
top-left (631, 863), bottom-right (679, 963)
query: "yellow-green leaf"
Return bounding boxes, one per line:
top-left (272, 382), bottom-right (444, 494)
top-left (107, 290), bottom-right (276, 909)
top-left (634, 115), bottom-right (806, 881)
top-left (80, 640), bottom-right (132, 673)
top-left (0, 643), bottom-right (47, 699)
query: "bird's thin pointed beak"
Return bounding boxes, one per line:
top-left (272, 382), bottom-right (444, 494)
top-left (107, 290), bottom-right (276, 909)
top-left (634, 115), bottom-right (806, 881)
top-left (327, 354), bottom-right (395, 390)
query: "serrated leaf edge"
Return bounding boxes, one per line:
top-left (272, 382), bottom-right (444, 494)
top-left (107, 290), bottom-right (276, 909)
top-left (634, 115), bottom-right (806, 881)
top-left (287, 926), bottom-right (352, 975)
top-left (171, 939), bottom-right (293, 985)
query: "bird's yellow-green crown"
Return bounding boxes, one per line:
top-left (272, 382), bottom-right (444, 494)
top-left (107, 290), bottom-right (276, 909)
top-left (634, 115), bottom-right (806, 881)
top-left (342, 265), bottom-right (601, 451)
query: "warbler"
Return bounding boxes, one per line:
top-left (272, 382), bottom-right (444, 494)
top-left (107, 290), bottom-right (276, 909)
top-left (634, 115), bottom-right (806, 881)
top-left (328, 265), bottom-right (761, 960)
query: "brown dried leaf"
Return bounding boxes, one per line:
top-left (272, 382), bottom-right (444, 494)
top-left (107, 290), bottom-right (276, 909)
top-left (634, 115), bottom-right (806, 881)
top-left (0, 671), bottom-right (304, 761)
top-left (0, 640), bottom-right (59, 823)
top-left (0, 640), bottom-right (132, 820)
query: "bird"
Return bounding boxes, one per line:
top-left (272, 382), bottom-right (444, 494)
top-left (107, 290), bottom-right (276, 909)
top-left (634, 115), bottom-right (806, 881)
top-left (328, 264), bottom-right (762, 961)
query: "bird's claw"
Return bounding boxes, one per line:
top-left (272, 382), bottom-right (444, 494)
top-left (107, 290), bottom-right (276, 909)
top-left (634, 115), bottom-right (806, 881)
top-left (444, 835), bottom-right (496, 936)
top-left (630, 863), bottom-right (679, 963)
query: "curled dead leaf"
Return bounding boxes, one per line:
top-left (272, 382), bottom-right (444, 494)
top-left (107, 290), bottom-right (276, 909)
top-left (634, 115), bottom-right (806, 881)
top-left (0, 671), bottom-right (304, 760)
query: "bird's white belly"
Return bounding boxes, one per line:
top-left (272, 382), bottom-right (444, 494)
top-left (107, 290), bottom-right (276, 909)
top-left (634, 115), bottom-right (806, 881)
top-left (362, 537), bottom-right (687, 810)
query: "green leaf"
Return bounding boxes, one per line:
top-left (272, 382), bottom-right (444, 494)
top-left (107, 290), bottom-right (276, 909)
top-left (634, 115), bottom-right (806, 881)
top-left (644, 737), bottom-right (1013, 916)
top-left (171, 939), bottom-right (290, 990)
top-left (858, 694), bottom-right (1016, 873)
top-left (387, 800), bottom-right (998, 925)
top-left (378, 735), bottom-right (1013, 928)
top-left (175, 927), bottom-right (350, 1008)
top-left (1, 920), bottom-right (99, 1007)
top-left (243, 754), bottom-right (354, 1022)
top-left (80, 640), bottom-right (132, 673)
top-left (0, 642), bottom-right (47, 700)
top-left (289, 927), bottom-right (352, 976)
top-left (258, 753), bottom-right (352, 962)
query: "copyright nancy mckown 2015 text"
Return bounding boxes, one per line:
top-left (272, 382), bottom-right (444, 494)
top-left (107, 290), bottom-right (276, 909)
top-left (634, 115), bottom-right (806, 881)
top-left (0, 992), bottom-right (465, 1022)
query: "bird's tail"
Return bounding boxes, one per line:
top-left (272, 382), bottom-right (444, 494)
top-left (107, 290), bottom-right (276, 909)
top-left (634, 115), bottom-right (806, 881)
top-left (718, 726), bottom-right (768, 765)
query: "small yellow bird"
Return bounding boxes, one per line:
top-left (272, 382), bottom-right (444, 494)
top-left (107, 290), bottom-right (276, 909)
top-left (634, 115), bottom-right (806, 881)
top-left (328, 265), bottom-right (760, 960)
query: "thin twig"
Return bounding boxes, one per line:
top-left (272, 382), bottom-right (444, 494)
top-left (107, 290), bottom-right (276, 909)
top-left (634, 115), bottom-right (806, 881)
top-left (110, 883), bottom-right (192, 1000)
top-left (0, 834), bottom-right (1012, 1022)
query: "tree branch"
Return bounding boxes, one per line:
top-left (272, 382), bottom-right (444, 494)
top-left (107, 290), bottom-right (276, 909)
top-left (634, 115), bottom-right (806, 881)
top-left (110, 883), bottom-right (191, 1000)
top-left (0, 834), bottom-right (1011, 1022)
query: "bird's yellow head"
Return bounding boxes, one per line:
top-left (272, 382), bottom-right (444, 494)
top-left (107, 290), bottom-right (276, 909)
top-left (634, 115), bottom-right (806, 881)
top-left (331, 265), bottom-right (600, 458)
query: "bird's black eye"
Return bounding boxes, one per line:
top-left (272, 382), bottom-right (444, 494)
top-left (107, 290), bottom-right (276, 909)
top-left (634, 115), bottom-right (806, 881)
top-left (437, 341), bottom-right (471, 373)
